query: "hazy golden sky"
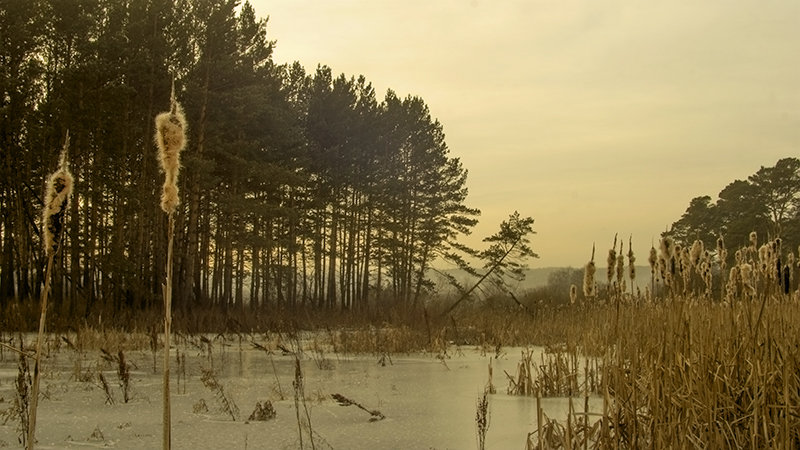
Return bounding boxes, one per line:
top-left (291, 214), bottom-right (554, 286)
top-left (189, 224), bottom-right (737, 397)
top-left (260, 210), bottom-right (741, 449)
top-left (251, 0), bottom-right (800, 267)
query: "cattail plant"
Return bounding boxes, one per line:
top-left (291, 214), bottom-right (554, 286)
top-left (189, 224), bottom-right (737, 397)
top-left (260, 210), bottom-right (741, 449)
top-left (583, 244), bottom-right (596, 301)
top-left (726, 266), bottom-right (740, 302)
top-left (155, 84), bottom-right (186, 215)
top-left (740, 263), bottom-right (755, 297)
top-left (716, 234), bottom-right (727, 271)
top-left (690, 240), bottom-right (704, 270)
top-left (758, 244), bottom-right (770, 278)
top-left (607, 234), bottom-right (618, 288)
top-left (659, 236), bottom-right (675, 293)
top-left (700, 251), bottom-right (713, 297)
top-left (773, 238), bottom-right (782, 279)
top-left (627, 236), bottom-right (636, 284)
top-left (29, 134), bottom-right (74, 450)
top-left (648, 244), bottom-right (658, 296)
top-left (155, 82), bottom-right (187, 450)
top-left (748, 231), bottom-right (758, 262)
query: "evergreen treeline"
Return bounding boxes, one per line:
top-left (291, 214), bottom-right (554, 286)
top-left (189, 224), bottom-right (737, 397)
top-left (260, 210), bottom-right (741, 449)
top-left (668, 157), bottom-right (800, 259)
top-left (0, 0), bottom-right (484, 319)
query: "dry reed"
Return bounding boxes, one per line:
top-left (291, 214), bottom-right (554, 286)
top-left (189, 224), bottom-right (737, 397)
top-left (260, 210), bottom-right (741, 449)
top-left (200, 368), bottom-right (240, 421)
top-left (28, 135), bottom-right (74, 450)
top-left (331, 393), bottom-right (385, 422)
top-left (155, 81), bottom-right (187, 450)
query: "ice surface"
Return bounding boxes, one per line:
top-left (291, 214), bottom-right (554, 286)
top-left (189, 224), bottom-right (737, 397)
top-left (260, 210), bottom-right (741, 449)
top-left (0, 338), bottom-right (602, 449)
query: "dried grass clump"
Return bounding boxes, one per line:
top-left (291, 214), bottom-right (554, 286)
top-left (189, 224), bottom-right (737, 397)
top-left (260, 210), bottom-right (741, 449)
top-left (69, 327), bottom-right (151, 352)
top-left (117, 350), bottom-right (131, 403)
top-left (526, 400), bottom-right (600, 450)
top-left (506, 348), bottom-right (601, 398)
top-left (333, 325), bottom-right (428, 354)
top-left (475, 390), bottom-right (490, 450)
top-left (200, 368), bottom-right (240, 421)
top-left (247, 400), bottom-right (277, 421)
top-left (10, 342), bottom-right (32, 446)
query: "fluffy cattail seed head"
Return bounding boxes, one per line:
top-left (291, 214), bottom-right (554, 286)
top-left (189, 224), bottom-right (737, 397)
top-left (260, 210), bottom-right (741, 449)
top-left (677, 245), bottom-right (688, 273)
top-left (583, 261), bottom-right (596, 299)
top-left (607, 234), bottom-right (617, 284)
top-left (155, 82), bottom-right (187, 214)
top-left (717, 234), bottom-right (727, 271)
top-left (690, 240), bottom-right (704, 268)
top-left (740, 263), bottom-right (754, 295)
top-left (660, 236), bottom-right (674, 260)
top-left (627, 237), bottom-right (636, 281)
top-left (43, 135), bottom-right (74, 257)
top-left (758, 244), bottom-right (770, 275)
top-left (584, 245), bottom-right (596, 299)
top-left (726, 266), bottom-right (741, 302)
top-left (648, 246), bottom-right (657, 272)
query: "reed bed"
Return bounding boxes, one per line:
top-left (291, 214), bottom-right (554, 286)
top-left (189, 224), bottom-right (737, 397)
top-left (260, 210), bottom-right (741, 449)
top-left (524, 297), bottom-right (800, 449)
top-left (506, 348), bottom-right (602, 397)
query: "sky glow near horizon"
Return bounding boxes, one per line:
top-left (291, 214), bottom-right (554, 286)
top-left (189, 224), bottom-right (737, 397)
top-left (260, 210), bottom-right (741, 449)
top-left (251, 0), bottom-right (800, 268)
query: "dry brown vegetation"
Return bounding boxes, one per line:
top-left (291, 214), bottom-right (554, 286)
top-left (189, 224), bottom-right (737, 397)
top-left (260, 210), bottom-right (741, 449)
top-left (517, 297), bottom-right (800, 449)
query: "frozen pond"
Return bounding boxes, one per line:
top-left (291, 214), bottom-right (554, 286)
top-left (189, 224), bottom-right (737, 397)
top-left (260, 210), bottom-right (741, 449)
top-left (0, 336), bottom-right (602, 449)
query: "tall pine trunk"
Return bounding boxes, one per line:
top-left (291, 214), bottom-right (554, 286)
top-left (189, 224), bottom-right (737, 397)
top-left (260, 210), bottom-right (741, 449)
top-left (182, 70), bottom-right (209, 311)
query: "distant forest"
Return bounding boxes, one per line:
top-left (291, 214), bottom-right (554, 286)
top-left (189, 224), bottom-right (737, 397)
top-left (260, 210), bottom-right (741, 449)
top-left (1, 0), bottom-right (498, 319)
top-left (667, 157), bottom-right (800, 259)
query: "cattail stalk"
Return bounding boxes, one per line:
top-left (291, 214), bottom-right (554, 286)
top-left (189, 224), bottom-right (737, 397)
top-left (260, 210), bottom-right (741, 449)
top-left (29, 134), bottom-right (74, 450)
top-left (155, 82), bottom-right (186, 450)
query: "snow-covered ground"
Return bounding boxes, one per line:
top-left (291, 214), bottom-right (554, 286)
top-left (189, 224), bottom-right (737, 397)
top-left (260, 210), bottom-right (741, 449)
top-left (0, 336), bottom-right (602, 449)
